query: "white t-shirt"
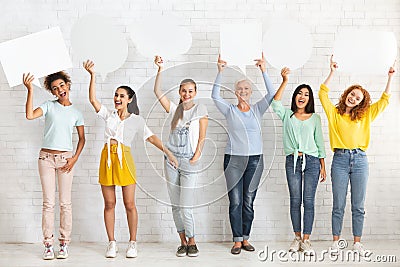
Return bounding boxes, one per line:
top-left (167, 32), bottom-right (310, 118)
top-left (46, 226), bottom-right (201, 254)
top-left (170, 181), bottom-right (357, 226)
top-left (169, 102), bottom-right (208, 153)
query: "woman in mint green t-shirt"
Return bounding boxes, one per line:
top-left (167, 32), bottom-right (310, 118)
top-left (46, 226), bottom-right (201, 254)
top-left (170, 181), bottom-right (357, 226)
top-left (271, 68), bottom-right (326, 256)
top-left (23, 71), bottom-right (85, 260)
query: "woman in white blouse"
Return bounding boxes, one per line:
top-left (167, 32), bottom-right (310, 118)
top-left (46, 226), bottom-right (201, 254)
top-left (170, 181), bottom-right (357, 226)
top-left (84, 60), bottom-right (177, 258)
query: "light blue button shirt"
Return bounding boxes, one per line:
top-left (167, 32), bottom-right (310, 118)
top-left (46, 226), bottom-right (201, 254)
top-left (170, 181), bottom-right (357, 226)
top-left (211, 72), bottom-right (276, 156)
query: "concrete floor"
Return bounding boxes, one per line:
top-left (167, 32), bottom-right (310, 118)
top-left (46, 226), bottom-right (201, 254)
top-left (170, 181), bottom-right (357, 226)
top-left (0, 241), bottom-right (399, 267)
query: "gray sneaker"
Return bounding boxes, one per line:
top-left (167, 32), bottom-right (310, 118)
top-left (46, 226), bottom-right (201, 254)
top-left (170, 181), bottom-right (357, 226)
top-left (187, 244), bottom-right (199, 257)
top-left (56, 243), bottom-right (69, 259)
top-left (176, 245), bottom-right (187, 257)
top-left (300, 239), bottom-right (315, 256)
top-left (42, 244), bottom-right (54, 260)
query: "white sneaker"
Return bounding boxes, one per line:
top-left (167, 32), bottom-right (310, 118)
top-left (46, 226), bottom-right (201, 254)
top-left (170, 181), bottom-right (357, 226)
top-left (56, 243), bottom-right (69, 259)
top-left (105, 241), bottom-right (118, 258)
top-left (126, 241), bottom-right (138, 258)
top-left (330, 240), bottom-right (341, 251)
top-left (289, 236), bottom-right (301, 252)
top-left (43, 244), bottom-right (55, 260)
top-left (353, 242), bottom-right (368, 257)
top-left (300, 239), bottom-right (315, 256)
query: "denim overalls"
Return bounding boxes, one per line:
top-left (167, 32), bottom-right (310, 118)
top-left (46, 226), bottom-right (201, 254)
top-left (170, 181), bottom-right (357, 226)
top-left (164, 104), bottom-right (199, 238)
top-left (166, 123), bottom-right (194, 159)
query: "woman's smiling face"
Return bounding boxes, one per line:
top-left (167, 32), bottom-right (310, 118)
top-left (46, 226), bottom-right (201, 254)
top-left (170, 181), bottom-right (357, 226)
top-left (235, 80), bottom-right (252, 102)
top-left (345, 89), bottom-right (364, 109)
top-left (114, 88), bottom-right (132, 110)
top-left (295, 87), bottom-right (310, 109)
top-left (179, 82), bottom-right (197, 103)
top-left (50, 79), bottom-right (70, 100)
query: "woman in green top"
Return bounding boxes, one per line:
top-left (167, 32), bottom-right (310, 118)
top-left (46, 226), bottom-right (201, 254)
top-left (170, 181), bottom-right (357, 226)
top-left (271, 68), bottom-right (326, 255)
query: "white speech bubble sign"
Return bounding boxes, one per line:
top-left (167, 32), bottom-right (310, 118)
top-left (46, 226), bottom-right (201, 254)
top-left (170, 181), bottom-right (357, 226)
top-left (263, 20), bottom-right (313, 70)
top-left (333, 30), bottom-right (397, 75)
top-left (0, 27), bottom-right (72, 88)
top-left (71, 14), bottom-right (128, 81)
top-left (129, 15), bottom-right (192, 59)
top-left (220, 23), bottom-right (263, 74)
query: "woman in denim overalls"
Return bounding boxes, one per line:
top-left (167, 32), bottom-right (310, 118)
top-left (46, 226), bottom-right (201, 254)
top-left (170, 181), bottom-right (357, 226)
top-left (153, 55), bottom-right (208, 257)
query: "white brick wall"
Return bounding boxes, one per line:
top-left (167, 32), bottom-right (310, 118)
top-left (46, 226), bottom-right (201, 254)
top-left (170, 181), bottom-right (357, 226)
top-left (0, 0), bottom-right (399, 243)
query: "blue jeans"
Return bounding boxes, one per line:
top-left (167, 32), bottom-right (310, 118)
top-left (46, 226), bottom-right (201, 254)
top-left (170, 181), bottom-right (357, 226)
top-left (224, 154), bottom-right (264, 242)
top-left (165, 156), bottom-right (197, 238)
top-left (285, 154), bottom-right (320, 235)
top-left (331, 148), bottom-right (368, 237)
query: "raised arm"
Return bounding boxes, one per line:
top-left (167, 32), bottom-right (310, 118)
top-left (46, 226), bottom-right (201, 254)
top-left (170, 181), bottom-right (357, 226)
top-left (254, 52), bottom-right (277, 113)
top-left (153, 55), bottom-right (171, 113)
top-left (319, 56), bottom-right (337, 115)
top-left (23, 73), bottom-right (43, 120)
top-left (384, 62), bottom-right (396, 94)
top-left (273, 67), bottom-right (290, 101)
top-left (368, 63), bottom-right (396, 120)
top-left (190, 116), bottom-right (208, 164)
top-left (323, 55), bottom-right (338, 86)
top-left (211, 55), bottom-right (230, 115)
top-left (83, 60), bottom-right (101, 113)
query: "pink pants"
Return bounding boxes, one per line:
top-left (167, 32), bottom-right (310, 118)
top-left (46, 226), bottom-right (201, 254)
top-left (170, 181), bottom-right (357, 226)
top-left (38, 150), bottom-right (74, 245)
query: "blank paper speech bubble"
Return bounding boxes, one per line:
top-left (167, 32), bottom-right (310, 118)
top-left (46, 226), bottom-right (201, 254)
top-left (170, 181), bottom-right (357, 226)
top-left (129, 15), bottom-right (192, 59)
top-left (220, 23), bottom-right (263, 74)
top-left (333, 30), bottom-right (397, 75)
top-left (71, 14), bottom-right (128, 80)
top-left (263, 20), bottom-right (313, 70)
top-left (0, 27), bottom-right (72, 88)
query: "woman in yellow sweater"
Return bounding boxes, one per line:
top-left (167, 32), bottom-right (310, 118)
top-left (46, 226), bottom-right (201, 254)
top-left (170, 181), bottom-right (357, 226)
top-left (319, 55), bottom-right (395, 256)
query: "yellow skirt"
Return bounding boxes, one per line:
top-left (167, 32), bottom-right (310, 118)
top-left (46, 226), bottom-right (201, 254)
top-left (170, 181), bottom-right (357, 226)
top-left (99, 144), bottom-right (137, 186)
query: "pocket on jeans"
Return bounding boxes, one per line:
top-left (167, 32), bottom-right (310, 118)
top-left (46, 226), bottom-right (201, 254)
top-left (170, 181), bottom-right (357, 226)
top-left (38, 151), bottom-right (47, 160)
top-left (358, 151), bottom-right (367, 157)
top-left (334, 151), bottom-right (345, 157)
top-left (164, 156), bottom-right (176, 169)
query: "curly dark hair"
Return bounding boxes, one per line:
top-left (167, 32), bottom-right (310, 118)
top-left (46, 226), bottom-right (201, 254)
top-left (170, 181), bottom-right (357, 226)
top-left (43, 71), bottom-right (71, 92)
top-left (336, 85), bottom-right (371, 121)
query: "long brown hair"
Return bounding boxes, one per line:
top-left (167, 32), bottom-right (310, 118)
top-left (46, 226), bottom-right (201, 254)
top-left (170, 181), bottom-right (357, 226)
top-left (336, 85), bottom-right (371, 121)
top-left (171, 79), bottom-right (197, 130)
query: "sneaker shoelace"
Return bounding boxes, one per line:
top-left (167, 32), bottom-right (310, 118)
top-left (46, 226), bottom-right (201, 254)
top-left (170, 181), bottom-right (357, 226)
top-left (44, 246), bottom-right (53, 256)
top-left (128, 242), bottom-right (136, 249)
top-left (355, 243), bottom-right (365, 251)
top-left (303, 241), bottom-right (311, 250)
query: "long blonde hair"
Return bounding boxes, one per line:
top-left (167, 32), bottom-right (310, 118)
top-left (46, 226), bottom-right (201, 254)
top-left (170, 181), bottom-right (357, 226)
top-left (171, 79), bottom-right (197, 130)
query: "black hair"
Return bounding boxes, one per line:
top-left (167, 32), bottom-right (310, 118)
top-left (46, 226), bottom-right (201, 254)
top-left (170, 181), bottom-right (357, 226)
top-left (118, 85), bottom-right (139, 115)
top-left (290, 84), bottom-right (315, 117)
